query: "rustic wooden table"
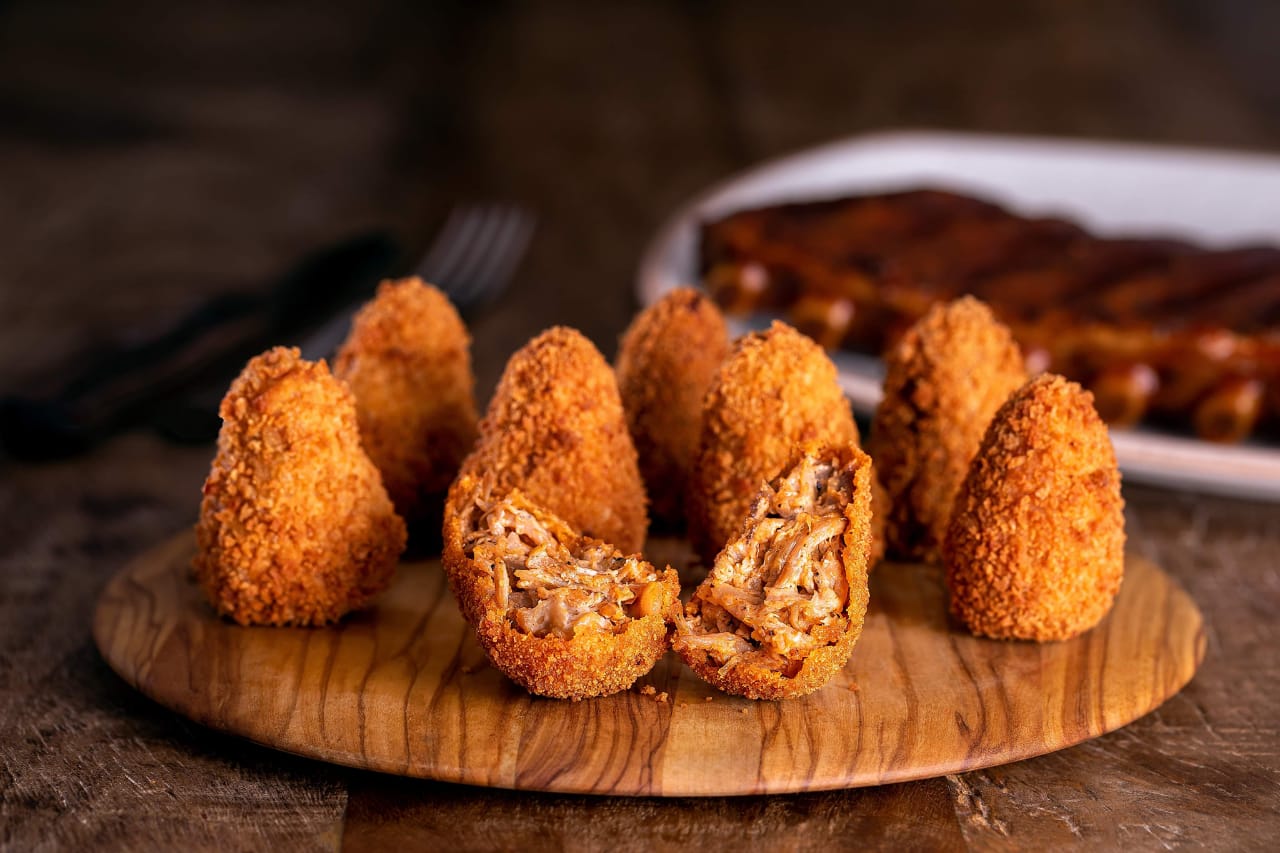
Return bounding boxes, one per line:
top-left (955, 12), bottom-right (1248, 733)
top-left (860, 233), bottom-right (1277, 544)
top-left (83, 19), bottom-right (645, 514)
top-left (2, 2), bottom-right (1277, 850)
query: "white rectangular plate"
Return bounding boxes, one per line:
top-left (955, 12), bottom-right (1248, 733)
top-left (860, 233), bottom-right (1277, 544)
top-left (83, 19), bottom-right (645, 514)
top-left (637, 131), bottom-right (1280, 502)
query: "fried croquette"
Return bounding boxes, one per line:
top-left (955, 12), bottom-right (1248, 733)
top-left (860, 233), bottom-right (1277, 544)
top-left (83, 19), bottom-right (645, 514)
top-left (944, 373), bottom-right (1125, 642)
top-left (673, 443), bottom-right (873, 700)
top-left (443, 472), bottom-right (679, 699)
top-left (869, 296), bottom-right (1027, 563)
top-left (194, 347), bottom-right (407, 626)
top-left (687, 320), bottom-right (862, 566)
top-left (615, 287), bottom-right (730, 526)
top-left (458, 326), bottom-right (648, 553)
top-left (333, 277), bottom-right (478, 525)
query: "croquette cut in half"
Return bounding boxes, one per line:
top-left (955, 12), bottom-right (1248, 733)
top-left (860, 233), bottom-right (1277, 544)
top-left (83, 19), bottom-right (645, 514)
top-left (615, 287), bottom-right (730, 527)
top-left (869, 296), bottom-right (1027, 564)
top-left (194, 347), bottom-right (407, 626)
top-left (334, 277), bottom-right (478, 526)
top-left (688, 320), bottom-right (884, 566)
top-left (674, 443), bottom-right (873, 700)
top-left (458, 326), bottom-right (648, 553)
top-left (944, 373), bottom-right (1126, 642)
top-left (443, 472), bottom-right (679, 700)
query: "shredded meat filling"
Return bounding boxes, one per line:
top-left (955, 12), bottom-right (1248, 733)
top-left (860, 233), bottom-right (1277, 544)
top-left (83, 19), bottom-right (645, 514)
top-left (463, 495), bottom-right (663, 639)
top-left (682, 455), bottom-right (852, 675)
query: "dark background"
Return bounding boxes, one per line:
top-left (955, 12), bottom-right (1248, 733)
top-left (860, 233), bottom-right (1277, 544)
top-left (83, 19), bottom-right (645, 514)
top-left (3, 1), bottom-right (1279, 396)
top-left (2, 2), bottom-right (1279, 849)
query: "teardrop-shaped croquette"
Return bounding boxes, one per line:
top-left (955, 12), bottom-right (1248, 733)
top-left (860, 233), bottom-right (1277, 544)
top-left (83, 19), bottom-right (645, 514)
top-left (688, 320), bottom-right (862, 566)
top-left (674, 443), bottom-right (873, 700)
top-left (869, 297), bottom-right (1027, 563)
top-left (944, 374), bottom-right (1125, 642)
top-left (459, 326), bottom-right (648, 553)
top-left (443, 472), bottom-right (680, 699)
top-left (334, 277), bottom-right (479, 526)
top-left (616, 287), bottom-right (730, 527)
top-left (194, 347), bottom-right (407, 626)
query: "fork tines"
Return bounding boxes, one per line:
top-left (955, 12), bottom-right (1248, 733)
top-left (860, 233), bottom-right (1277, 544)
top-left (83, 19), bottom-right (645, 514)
top-left (418, 204), bottom-right (536, 310)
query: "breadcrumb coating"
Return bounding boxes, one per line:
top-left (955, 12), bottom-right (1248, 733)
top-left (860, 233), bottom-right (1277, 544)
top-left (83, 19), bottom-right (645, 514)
top-left (869, 296), bottom-right (1027, 563)
top-left (443, 473), bottom-right (679, 700)
top-left (458, 326), bottom-right (648, 553)
top-left (616, 287), bottom-right (730, 527)
top-left (334, 277), bottom-right (478, 526)
top-left (687, 321), bottom-right (863, 566)
top-left (193, 347), bottom-right (406, 626)
top-left (944, 374), bottom-right (1125, 642)
top-left (675, 443), bottom-right (873, 700)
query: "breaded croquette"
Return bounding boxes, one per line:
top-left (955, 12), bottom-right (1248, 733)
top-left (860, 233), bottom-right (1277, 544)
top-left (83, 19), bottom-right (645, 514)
top-left (334, 278), bottom-right (478, 525)
top-left (615, 287), bottom-right (730, 527)
top-left (869, 296), bottom-right (1027, 563)
top-left (674, 443), bottom-right (873, 700)
top-left (687, 321), bottom-right (860, 566)
top-left (457, 326), bottom-right (648, 553)
top-left (944, 374), bottom-right (1125, 642)
top-left (443, 473), bottom-right (679, 699)
top-left (194, 347), bottom-right (406, 626)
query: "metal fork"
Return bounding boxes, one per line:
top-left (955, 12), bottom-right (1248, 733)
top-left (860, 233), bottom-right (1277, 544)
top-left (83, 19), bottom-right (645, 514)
top-left (301, 203), bottom-right (535, 360)
top-left (419, 203), bottom-right (536, 309)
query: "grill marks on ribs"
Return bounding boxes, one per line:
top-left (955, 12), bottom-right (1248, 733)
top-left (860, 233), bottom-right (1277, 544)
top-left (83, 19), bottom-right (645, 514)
top-left (675, 444), bottom-right (873, 700)
top-left (700, 188), bottom-right (1280, 441)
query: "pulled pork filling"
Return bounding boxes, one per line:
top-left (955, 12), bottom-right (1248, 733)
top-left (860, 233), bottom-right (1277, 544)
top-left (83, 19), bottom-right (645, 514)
top-left (681, 455), bottom-right (852, 675)
top-left (463, 495), bottom-right (665, 639)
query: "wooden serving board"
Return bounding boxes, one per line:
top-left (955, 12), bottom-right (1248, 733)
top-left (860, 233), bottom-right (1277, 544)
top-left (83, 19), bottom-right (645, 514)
top-left (93, 532), bottom-right (1204, 797)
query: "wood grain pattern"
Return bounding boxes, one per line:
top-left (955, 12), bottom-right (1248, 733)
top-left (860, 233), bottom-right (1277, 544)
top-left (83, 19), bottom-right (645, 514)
top-left (92, 531), bottom-right (1204, 797)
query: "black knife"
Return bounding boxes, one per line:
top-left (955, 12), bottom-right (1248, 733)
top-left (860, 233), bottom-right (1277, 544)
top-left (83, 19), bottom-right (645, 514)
top-left (0, 230), bottom-right (402, 461)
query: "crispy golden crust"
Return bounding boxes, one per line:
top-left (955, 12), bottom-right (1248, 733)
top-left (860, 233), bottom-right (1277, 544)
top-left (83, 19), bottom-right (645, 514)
top-left (675, 443), bottom-right (873, 700)
top-left (682, 630), bottom-right (862, 701)
top-left (473, 615), bottom-right (673, 700)
top-left (688, 321), bottom-right (861, 565)
top-left (459, 326), bottom-right (648, 553)
top-left (869, 296), bottom-right (1027, 564)
top-left (333, 278), bottom-right (478, 525)
top-left (442, 473), bottom-right (679, 700)
top-left (616, 288), bottom-right (730, 526)
top-left (944, 374), bottom-right (1125, 642)
top-left (193, 347), bottom-right (406, 626)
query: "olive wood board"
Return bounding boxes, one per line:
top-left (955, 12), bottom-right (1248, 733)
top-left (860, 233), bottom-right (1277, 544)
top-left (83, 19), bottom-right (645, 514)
top-left (93, 532), bottom-right (1204, 797)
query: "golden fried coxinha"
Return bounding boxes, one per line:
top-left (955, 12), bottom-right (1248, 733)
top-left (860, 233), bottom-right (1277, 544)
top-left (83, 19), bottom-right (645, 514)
top-left (674, 443), bottom-right (873, 700)
top-left (458, 326), bottom-right (648, 553)
top-left (869, 296), bottom-right (1027, 564)
top-left (443, 472), bottom-right (679, 700)
top-left (194, 347), bottom-right (406, 626)
top-left (945, 374), bottom-right (1125, 642)
top-left (688, 320), bottom-right (886, 567)
top-left (334, 277), bottom-right (479, 527)
top-left (616, 287), bottom-right (730, 527)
